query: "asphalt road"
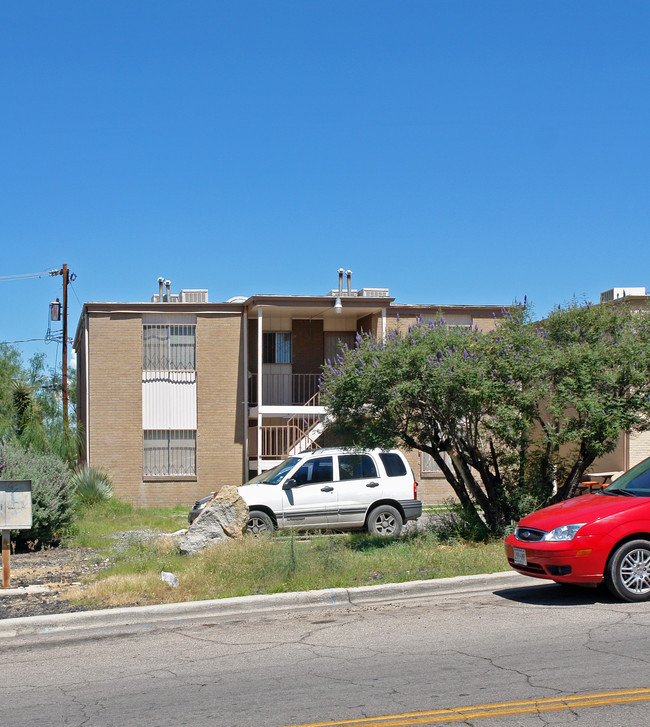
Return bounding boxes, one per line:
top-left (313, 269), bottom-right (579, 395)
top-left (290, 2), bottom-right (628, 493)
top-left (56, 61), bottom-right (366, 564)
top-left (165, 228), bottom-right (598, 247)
top-left (3, 573), bottom-right (650, 727)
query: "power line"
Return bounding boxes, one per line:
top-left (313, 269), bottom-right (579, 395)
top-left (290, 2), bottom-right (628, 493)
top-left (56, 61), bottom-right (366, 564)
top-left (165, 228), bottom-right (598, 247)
top-left (69, 279), bottom-right (83, 307)
top-left (0, 338), bottom-right (50, 345)
top-left (0, 269), bottom-right (59, 282)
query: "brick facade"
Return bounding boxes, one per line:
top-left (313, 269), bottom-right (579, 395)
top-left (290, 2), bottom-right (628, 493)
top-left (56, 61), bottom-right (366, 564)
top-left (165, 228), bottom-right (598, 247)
top-left (75, 292), bottom-right (509, 508)
top-left (86, 314), bottom-right (144, 503)
top-left (195, 313), bottom-right (245, 500)
top-left (629, 431), bottom-right (650, 471)
top-left (79, 308), bottom-right (246, 507)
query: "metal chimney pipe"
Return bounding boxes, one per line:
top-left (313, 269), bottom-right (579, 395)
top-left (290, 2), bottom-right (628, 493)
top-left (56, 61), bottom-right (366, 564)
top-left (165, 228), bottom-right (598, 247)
top-left (346, 269), bottom-right (353, 296)
top-left (165, 279), bottom-right (171, 302)
top-left (158, 277), bottom-right (164, 301)
top-left (334, 268), bottom-right (344, 314)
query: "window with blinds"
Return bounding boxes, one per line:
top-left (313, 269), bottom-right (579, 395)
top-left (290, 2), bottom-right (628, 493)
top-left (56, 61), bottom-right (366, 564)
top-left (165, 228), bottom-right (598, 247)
top-left (262, 332), bottom-right (292, 364)
top-left (143, 324), bottom-right (196, 371)
top-left (143, 430), bottom-right (196, 476)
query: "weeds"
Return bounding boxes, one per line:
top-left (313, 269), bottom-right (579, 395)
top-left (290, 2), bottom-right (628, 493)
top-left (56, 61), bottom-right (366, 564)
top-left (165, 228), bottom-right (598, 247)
top-left (64, 501), bottom-right (507, 609)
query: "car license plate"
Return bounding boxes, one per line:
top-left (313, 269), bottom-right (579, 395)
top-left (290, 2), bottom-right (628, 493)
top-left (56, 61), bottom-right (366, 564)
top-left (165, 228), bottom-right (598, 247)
top-left (514, 547), bottom-right (527, 566)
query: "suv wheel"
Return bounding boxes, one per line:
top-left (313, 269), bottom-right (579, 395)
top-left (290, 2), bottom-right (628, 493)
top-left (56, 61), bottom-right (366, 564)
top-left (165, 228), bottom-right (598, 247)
top-left (367, 505), bottom-right (403, 537)
top-left (247, 510), bottom-right (275, 536)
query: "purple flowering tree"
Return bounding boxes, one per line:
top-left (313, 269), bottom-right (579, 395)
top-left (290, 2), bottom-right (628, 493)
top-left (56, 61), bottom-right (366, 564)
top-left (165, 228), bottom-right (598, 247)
top-left (320, 302), bottom-right (650, 534)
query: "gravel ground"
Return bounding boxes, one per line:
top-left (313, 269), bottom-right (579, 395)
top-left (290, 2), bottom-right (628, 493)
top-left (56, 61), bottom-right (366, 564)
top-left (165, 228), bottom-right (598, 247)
top-left (0, 546), bottom-right (111, 620)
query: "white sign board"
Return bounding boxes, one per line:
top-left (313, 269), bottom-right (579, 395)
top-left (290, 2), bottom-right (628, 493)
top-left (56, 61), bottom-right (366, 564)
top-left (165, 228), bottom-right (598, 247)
top-left (0, 480), bottom-right (32, 530)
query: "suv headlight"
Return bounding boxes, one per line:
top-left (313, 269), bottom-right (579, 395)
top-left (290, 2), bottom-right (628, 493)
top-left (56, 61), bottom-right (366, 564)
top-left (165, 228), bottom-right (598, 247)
top-left (543, 523), bottom-right (586, 541)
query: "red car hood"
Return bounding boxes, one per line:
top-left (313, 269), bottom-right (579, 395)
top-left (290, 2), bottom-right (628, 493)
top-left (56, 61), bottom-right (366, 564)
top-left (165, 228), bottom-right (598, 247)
top-left (519, 493), bottom-right (650, 530)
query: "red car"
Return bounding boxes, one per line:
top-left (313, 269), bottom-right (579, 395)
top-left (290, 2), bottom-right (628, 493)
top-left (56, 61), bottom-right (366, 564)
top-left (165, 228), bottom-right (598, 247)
top-left (505, 457), bottom-right (650, 602)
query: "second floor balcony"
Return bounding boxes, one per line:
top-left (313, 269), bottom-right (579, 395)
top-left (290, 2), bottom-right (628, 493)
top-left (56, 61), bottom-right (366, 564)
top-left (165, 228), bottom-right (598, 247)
top-left (248, 372), bottom-right (321, 407)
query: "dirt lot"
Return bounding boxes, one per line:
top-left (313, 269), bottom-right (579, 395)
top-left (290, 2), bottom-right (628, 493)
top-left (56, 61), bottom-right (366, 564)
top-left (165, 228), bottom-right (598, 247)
top-left (0, 547), bottom-right (110, 620)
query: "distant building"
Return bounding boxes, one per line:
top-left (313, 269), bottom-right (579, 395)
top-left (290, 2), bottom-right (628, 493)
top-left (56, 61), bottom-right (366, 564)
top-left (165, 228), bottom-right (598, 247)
top-left (589, 286), bottom-right (650, 478)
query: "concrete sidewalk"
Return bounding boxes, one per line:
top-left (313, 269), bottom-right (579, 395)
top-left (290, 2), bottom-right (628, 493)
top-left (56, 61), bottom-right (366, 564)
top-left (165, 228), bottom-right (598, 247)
top-left (0, 571), bottom-right (532, 639)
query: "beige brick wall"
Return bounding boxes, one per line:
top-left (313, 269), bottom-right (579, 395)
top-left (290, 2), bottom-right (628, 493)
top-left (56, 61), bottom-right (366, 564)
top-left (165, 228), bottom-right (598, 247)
top-left (472, 316), bottom-right (499, 332)
top-left (87, 311), bottom-right (246, 508)
top-left (402, 449), bottom-right (458, 505)
top-left (628, 430), bottom-right (650, 470)
top-left (387, 311), bottom-right (500, 335)
top-left (195, 314), bottom-right (245, 500)
top-left (87, 314), bottom-right (144, 504)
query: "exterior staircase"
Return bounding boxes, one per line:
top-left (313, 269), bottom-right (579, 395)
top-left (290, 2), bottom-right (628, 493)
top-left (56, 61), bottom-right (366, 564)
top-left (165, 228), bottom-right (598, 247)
top-left (286, 390), bottom-right (324, 455)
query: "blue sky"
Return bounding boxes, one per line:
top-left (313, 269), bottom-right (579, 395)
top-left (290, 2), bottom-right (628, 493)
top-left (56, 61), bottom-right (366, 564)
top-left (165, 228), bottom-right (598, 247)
top-left (2, 1), bottom-right (650, 374)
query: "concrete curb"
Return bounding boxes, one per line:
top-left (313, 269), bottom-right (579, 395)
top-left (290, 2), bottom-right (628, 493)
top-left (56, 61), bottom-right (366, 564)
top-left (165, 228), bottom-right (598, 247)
top-left (0, 571), bottom-right (531, 639)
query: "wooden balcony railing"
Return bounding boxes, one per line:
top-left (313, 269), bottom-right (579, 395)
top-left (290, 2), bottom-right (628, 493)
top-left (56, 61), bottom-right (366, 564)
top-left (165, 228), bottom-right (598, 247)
top-left (249, 373), bottom-right (321, 406)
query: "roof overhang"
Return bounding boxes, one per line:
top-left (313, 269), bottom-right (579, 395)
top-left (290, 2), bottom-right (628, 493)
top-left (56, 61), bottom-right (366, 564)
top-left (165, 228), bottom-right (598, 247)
top-left (73, 300), bottom-right (246, 348)
top-left (245, 295), bottom-right (394, 320)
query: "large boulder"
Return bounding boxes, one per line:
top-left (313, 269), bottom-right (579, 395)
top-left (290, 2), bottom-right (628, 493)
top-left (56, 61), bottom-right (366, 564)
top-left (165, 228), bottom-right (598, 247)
top-left (179, 486), bottom-right (249, 555)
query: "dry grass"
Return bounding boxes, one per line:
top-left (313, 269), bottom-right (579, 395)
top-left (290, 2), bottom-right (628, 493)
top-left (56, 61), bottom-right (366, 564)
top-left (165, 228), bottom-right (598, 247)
top-left (63, 526), bottom-right (508, 610)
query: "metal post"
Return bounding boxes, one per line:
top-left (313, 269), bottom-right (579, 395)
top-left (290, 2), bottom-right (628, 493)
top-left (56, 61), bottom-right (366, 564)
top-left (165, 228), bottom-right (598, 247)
top-left (61, 263), bottom-right (69, 432)
top-left (1, 530), bottom-right (10, 589)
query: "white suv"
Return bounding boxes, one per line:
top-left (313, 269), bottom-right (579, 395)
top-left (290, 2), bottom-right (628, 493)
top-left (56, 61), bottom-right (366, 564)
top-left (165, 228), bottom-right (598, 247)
top-left (190, 448), bottom-right (422, 537)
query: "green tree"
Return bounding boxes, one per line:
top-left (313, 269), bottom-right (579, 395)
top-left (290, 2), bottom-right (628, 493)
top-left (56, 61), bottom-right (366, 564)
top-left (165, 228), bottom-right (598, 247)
top-left (26, 352), bottom-right (80, 463)
top-left (0, 345), bottom-right (80, 463)
top-left (0, 344), bottom-right (24, 440)
top-left (539, 302), bottom-right (650, 501)
top-left (320, 302), bottom-right (650, 534)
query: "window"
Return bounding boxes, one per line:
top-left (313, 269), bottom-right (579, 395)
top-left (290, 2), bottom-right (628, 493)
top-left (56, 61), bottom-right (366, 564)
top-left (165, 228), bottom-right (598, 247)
top-left (144, 430), bottom-right (196, 476)
top-left (379, 452), bottom-right (407, 477)
top-left (339, 454), bottom-right (378, 480)
top-left (292, 456), bottom-right (333, 485)
top-left (143, 324), bottom-right (196, 371)
top-left (421, 451), bottom-right (451, 475)
top-left (263, 332), bottom-right (292, 364)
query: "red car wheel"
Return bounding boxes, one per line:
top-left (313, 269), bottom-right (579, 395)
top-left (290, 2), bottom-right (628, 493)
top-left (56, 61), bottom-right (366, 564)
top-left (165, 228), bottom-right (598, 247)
top-left (606, 539), bottom-right (650, 602)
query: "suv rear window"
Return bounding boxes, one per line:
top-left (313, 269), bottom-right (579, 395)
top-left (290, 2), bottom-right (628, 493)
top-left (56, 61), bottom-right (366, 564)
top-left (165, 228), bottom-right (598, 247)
top-left (379, 452), bottom-right (407, 477)
top-left (339, 454), bottom-right (378, 480)
top-left (292, 456), bottom-right (333, 485)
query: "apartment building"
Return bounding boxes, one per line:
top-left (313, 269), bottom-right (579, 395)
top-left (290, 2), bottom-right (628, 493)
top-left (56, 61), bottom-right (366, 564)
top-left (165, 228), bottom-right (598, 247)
top-left (73, 275), bottom-right (507, 507)
top-left (586, 286), bottom-right (650, 477)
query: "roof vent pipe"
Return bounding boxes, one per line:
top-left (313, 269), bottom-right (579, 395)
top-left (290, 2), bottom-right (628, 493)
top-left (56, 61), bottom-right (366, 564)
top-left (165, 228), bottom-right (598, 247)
top-left (346, 269), bottom-right (352, 296)
top-left (158, 277), bottom-right (164, 300)
top-left (165, 279), bottom-right (171, 302)
top-left (334, 268), bottom-right (344, 314)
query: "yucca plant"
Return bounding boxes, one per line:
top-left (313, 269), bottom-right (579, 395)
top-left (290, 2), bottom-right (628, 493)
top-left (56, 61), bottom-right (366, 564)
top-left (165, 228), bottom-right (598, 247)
top-left (72, 465), bottom-right (113, 507)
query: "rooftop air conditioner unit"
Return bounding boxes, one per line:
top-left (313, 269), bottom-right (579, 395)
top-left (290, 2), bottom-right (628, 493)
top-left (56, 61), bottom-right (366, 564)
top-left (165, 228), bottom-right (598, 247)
top-left (180, 289), bottom-right (209, 303)
top-left (358, 288), bottom-right (390, 297)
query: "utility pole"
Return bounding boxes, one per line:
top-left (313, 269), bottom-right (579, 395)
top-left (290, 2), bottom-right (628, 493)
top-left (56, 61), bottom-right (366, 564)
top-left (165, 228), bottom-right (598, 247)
top-left (50, 265), bottom-right (71, 431)
top-left (61, 263), bottom-right (69, 432)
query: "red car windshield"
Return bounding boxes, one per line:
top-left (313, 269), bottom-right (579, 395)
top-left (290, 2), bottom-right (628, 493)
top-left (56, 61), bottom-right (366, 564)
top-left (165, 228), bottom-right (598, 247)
top-left (603, 457), bottom-right (650, 497)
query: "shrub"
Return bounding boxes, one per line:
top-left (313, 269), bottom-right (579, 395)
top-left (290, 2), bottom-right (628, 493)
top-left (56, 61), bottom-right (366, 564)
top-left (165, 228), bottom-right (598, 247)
top-left (72, 465), bottom-right (113, 507)
top-left (0, 441), bottom-right (74, 547)
top-left (430, 499), bottom-right (491, 543)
